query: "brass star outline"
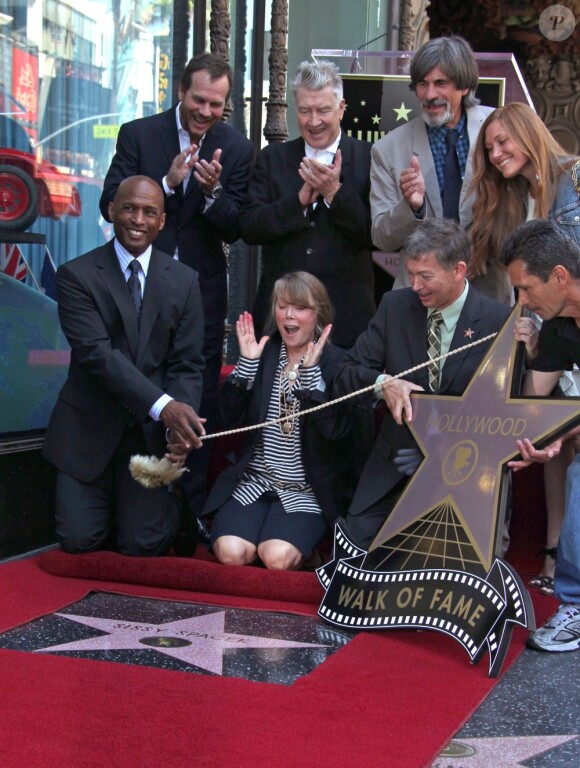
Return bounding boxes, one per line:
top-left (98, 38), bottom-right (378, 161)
top-left (368, 307), bottom-right (580, 570)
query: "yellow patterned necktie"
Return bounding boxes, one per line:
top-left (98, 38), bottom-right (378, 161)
top-left (427, 310), bottom-right (444, 392)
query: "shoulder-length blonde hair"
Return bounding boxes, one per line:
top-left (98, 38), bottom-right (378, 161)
top-left (469, 102), bottom-right (575, 277)
top-left (265, 271), bottom-right (334, 340)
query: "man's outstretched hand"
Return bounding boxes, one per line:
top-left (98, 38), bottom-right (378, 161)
top-left (161, 400), bottom-right (206, 461)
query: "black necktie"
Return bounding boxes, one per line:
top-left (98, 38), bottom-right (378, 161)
top-left (427, 311), bottom-right (444, 392)
top-left (127, 259), bottom-right (142, 321)
top-left (443, 129), bottom-right (461, 221)
top-left (308, 195), bottom-right (325, 217)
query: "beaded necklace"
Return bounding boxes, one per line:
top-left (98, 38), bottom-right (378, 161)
top-left (278, 361), bottom-right (301, 437)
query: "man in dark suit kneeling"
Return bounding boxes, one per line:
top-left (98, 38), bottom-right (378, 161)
top-left (99, 53), bottom-right (254, 532)
top-left (331, 218), bottom-right (511, 550)
top-left (43, 176), bottom-right (205, 556)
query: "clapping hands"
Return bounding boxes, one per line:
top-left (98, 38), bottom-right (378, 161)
top-left (399, 156), bottom-right (425, 212)
top-left (298, 150), bottom-right (343, 207)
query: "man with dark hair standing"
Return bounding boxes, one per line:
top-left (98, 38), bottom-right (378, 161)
top-left (100, 53), bottom-right (254, 537)
top-left (239, 59), bottom-right (375, 350)
top-left (331, 218), bottom-right (510, 550)
top-left (502, 218), bottom-right (580, 652)
top-left (44, 176), bottom-right (205, 557)
top-left (370, 36), bottom-right (493, 286)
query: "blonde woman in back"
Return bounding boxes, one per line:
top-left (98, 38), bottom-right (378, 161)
top-left (469, 101), bottom-right (580, 593)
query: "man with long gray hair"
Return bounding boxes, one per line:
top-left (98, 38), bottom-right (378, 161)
top-left (239, 59), bottom-right (375, 350)
top-left (370, 36), bottom-right (493, 284)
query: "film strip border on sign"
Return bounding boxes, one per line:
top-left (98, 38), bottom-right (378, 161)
top-left (316, 525), bottom-right (366, 590)
top-left (320, 599), bottom-right (481, 655)
top-left (319, 565), bottom-right (504, 651)
top-left (316, 524), bottom-right (533, 676)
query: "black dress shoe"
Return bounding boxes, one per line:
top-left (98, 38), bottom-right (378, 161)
top-left (172, 485), bottom-right (199, 557)
top-left (196, 517), bottom-right (212, 545)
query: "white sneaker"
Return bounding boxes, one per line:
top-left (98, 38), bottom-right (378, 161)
top-left (528, 603), bottom-right (580, 652)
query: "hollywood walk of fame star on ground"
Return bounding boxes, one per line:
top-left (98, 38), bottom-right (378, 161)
top-left (36, 609), bottom-right (330, 676)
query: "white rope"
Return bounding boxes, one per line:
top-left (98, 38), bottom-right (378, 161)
top-left (199, 331), bottom-right (498, 441)
top-left (130, 331), bottom-right (500, 488)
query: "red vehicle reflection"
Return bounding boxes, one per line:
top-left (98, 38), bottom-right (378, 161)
top-left (0, 147), bottom-right (82, 231)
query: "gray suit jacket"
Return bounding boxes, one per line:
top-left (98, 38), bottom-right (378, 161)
top-left (369, 105), bottom-right (493, 282)
top-left (43, 240), bottom-right (205, 482)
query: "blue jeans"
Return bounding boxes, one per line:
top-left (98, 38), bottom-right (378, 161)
top-left (555, 454), bottom-right (580, 605)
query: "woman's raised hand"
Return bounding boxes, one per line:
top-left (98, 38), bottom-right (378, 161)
top-left (302, 324), bottom-right (332, 368)
top-left (236, 311), bottom-right (269, 359)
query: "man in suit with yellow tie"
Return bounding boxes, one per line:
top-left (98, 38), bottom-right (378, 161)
top-left (331, 219), bottom-right (510, 549)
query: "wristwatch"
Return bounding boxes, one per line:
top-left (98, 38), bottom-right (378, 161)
top-left (209, 182), bottom-right (223, 199)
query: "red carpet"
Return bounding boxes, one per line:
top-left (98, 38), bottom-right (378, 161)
top-left (0, 538), bottom-right (556, 768)
top-left (37, 548), bottom-right (324, 612)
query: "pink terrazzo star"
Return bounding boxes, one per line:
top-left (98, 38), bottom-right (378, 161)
top-left (36, 610), bottom-right (329, 675)
top-left (432, 735), bottom-right (578, 767)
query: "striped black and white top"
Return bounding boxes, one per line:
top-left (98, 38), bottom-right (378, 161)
top-left (231, 345), bottom-right (323, 516)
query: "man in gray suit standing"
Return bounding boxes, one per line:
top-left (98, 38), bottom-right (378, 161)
top-left (43, 176), bottom-right (205, 557)
top-left (370, 36), bottom-right (493, 286)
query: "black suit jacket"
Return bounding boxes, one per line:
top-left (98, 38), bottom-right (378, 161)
top-left (99, 108), bottom-right (254, 330)
top-left (331, 286), bottom-right (511, 515)
top-left (42, 240), bottom-right (205, 483)
top-left (202, 336), bottom-right (356, 528)
top-left (239, 131), bottom-right (375, 348)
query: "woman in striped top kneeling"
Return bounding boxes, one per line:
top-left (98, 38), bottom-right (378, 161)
top-left (202, 271), bottom-right (356, 570)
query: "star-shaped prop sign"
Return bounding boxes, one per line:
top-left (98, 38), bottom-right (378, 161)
top-left (36, 610), bottom-right (329, 676)
top-left (368, 307), bottom-right (580, 571)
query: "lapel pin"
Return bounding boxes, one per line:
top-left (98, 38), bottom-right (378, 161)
top-left (464, 328), bottom-right (475, 338)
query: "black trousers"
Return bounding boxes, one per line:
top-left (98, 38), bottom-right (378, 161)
top-left (181, 318), bottom-right (224, 518)
top-left (55, 424), bottom-right (179, 556)
top-left (344, 477), bottom-right (407, 551)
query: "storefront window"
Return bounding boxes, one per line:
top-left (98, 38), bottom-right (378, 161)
top-left (1, 0), bottom-right (178, 252)
top-left (0, 0), bottom-right (182, 436)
